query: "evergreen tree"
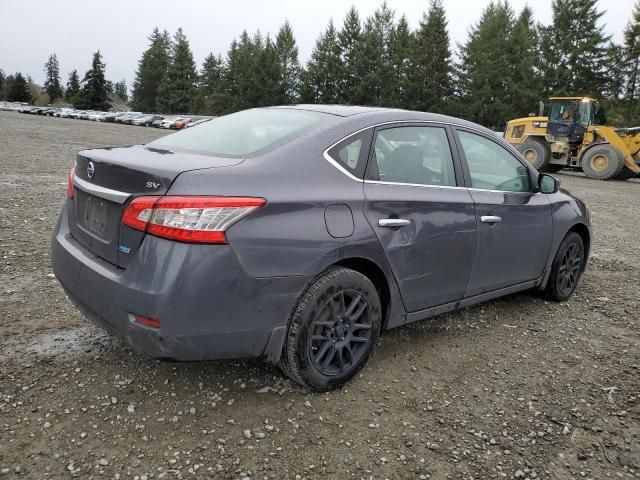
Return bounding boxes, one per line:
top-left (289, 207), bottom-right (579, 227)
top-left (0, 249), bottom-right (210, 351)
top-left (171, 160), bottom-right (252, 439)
top-left (255, 35), bottom-right (281, 106)
top-left (114, 80), bottom-right (128, 102)
top-left (224, 31), bottom-right (262, 111)
top-left (623, 1), bottom-right (640, 100)
top-left (406, 0), bottom-right (452, 112)
top-left (356, 2), bottom-right (396, 106)
top-left (43, 53), bottom-right (63, 103)
top-left (300, 19), bottom-right (342, 103)
top-left (508, 7), bottom-right (543, 117)
top-left (194, 53), bottom-right (225, 114)
top-left (4, 74), bottom-right (15, 101)
top-left (130, 27), bottom-right (172, 112)
top-left (157, 28), bottom-right (198, 114)
top-left (337, 6), bottom-right (363, 103)
top-left (539, 0), bottom-right (610, 96)
top-left (7, 72), bottom-right (32, 103)
top-left (275, 21), bottom-right (301, 104)
top-left (75, 51), bottom-right (111, 110)
top-left (0, 69), bottom-right (5, 100)
top-left (65, 70), bottom-right (80, 101)
top-left (604, 43), bottom-right (626, 99)
top-left (456, 1), bottom-right (516, 129)
top-left (387, 15), bottom-right (413, 108)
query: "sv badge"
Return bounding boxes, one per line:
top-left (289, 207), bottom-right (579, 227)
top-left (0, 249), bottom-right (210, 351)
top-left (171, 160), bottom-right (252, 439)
top-left (145, 181), bottom-right (161, 189)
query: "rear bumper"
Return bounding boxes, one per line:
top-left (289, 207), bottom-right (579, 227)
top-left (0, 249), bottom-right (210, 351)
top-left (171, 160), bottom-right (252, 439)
top-left (52, 203), bottom-right (307, 362)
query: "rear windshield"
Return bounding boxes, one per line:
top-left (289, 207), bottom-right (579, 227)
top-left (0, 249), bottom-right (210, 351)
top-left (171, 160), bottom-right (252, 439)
top-left (148, 108), bottom-right (323, 157)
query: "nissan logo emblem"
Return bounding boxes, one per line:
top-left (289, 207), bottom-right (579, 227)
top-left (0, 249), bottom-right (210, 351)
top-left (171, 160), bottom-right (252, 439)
top-left (87, 161), bottom-right (95, 179)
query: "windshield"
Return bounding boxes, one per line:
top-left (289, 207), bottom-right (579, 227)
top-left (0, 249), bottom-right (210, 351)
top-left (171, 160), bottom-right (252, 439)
top-left (148, 108), bottom-right (323, 157)
top-left (549, 99), bottom-right (593, 126)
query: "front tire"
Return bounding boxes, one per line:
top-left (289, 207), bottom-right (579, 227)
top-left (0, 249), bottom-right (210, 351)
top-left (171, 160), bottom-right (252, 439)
top-left (581, 145), bottom-right (625, 180)
top-left (545, 232), bottom-right (585, 302)
top-left (280, 268), bottom-right (381, 391)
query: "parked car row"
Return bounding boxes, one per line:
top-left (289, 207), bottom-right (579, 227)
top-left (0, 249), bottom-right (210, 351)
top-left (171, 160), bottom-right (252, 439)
top-left (0, 103), bottom-right (209, 130)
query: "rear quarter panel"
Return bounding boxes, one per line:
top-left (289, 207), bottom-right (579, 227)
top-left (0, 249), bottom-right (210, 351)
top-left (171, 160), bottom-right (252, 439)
top-left (165, 114), bottom-right (407, 327)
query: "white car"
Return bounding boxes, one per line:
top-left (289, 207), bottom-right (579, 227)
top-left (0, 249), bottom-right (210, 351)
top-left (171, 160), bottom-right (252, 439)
top-left (88, 112), bottom-right (107, 121)
top-left (160, 116), bottom-right (184, 129)
top-left (54, 108), bottom-right (74, 117)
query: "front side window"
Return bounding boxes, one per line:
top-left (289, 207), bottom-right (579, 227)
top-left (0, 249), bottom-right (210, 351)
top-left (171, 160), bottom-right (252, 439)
top-left (148, 108), bottom-right (323, 157)
top-left (458, 131), bottom-right (531, 192)
top-left (372, 126), bottom-right (457, 187)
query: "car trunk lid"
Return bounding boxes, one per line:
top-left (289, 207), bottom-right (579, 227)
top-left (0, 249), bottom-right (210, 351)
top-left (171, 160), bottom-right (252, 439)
top-left (69, 145), bottom-right (244, 268)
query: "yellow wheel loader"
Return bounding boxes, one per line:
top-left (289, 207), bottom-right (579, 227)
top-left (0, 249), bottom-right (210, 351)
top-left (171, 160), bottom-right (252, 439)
top-left (504, 97), bottom-right (640, 180)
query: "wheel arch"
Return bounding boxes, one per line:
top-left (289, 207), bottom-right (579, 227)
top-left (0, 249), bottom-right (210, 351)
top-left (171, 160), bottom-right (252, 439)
top-left (567, 222), bottom-right (591, 270)
top-left (539, 220), bottom-right (591, 291)
top-left (333, 257), bottom-right (392, 329)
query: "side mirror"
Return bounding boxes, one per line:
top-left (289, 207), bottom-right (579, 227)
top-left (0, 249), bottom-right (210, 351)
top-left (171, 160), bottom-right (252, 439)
top-left (538, 173), bottom-right (559, 194)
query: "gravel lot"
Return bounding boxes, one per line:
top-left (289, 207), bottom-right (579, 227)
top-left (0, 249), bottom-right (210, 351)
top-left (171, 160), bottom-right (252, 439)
top-left (0, 111), bottom-right (638, 479)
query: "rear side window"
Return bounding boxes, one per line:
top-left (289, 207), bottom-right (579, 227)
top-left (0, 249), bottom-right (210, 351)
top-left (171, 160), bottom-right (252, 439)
top-left (327, 130), bottom-right (372, 179)
top-left (457, 131), bottom-right (531, 192)
top-left (148, 108), bottom-right (322, 157)
top-left (372, 126), bottom-right (457, 187)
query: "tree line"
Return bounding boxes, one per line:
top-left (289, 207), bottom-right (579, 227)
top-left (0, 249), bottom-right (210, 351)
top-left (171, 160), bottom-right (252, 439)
top-left (0, 52), bottom-right (128, 108)
top-left (2, 0), bottom-right (640, 128)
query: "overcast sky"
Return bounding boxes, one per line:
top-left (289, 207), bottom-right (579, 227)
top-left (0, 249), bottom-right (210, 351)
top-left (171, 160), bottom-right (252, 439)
top-left (0, 0), bottom-right (635, 89)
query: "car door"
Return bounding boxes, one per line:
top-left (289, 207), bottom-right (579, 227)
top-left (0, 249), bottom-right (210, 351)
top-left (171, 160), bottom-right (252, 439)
top-left (453, 128), bottom-right (553, 297)
top-left (363, 123), bottom-right (477, 313)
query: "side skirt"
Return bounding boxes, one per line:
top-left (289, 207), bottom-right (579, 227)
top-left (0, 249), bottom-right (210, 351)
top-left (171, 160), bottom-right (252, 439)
top-left (398, 279), bottom-right (540, 327)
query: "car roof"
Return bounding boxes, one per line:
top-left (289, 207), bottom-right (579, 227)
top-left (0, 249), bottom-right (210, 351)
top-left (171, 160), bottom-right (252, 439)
top-left (273, 104), bottom-right (387, 117)
top-left (268, 105), bottom-right (494, 134)
top-left (274, 106), bottom-right (495, 141)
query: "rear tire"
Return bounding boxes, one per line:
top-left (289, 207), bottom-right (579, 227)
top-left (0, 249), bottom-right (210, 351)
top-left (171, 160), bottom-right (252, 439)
top-left (545, 232), bottom-right (585, 302)
top-left (518, 139), bottom-right (550, 171)
top-left (581, 145), bottom-right (625, 180)
top-left (280, 268), bottom-right (381, 391)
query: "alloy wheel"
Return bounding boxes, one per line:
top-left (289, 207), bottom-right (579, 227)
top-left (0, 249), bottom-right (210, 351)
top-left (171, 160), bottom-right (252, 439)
top-left (557, 241), bottom-right (583, 295)
top-left (308, 290), bottom-right (373, 376)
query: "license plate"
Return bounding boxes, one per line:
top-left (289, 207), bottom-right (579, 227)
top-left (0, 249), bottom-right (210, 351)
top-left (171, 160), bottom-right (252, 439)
top-left (82, 195), bottom-right (107, 235)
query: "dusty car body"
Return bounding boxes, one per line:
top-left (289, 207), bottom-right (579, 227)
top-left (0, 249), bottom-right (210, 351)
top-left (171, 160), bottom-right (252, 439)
top-left (52, 105), bottom-right (591, 390)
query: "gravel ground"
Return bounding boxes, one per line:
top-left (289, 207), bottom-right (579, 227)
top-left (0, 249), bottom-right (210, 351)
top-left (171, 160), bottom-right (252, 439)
top-left (0, 111), bottom-right (638, 480)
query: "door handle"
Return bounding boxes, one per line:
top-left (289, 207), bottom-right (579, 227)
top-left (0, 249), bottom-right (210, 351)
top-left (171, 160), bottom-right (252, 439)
top-left (378, 218), bottom-right (411, 227)
top-left (480, 215), bottom-right (502, 224)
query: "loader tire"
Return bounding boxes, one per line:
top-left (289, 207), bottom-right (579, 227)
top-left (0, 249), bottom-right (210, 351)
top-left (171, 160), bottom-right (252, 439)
top-left (518, 139), bottom-right (550, 171)
top-left (581, 145), bottom-right (625, 180)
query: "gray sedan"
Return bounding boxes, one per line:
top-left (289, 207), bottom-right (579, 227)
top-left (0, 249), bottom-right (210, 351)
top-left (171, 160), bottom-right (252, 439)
top-left (52, 105), bottom-right (592, 391)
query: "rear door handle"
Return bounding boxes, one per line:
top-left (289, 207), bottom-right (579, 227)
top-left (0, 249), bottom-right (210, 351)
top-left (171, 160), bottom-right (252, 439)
top-left (480, 215), bottom-right (502, 224)
top-left (378, 218), bottom-right (411, 227)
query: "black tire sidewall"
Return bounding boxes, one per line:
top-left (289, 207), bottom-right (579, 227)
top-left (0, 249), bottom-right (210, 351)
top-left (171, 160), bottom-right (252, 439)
top-left (548, 232), bottom-right (584, 301)
top-left (581, 145), bottom-right (624, 180)
top-left (518, 139), bottom-right (549, 170)
top-left (285, 269), bottom-right (381, 391)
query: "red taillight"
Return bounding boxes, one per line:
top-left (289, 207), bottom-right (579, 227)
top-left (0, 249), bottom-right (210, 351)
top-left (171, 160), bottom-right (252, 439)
top-left (121, 196), bottom-right (159, 231)
top-left (67, 167), bottom-right (75, 199)
top-left (134, 315), bottom-right (160, 329)
top-left (122, 196), bottom-right (266, 244)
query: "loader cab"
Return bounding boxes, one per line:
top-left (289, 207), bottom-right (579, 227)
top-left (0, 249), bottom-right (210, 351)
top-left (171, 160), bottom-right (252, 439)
top-left (546, 97), bottom-right (596, 144)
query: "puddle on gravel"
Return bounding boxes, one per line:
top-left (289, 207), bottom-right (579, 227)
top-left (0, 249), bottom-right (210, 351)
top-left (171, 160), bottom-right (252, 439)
top-left (0, 325), bottom-right (119, 362)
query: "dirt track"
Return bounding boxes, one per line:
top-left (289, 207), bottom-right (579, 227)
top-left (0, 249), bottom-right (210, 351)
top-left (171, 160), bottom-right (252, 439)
top-left (0, 111), bottom-right (638, 479)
